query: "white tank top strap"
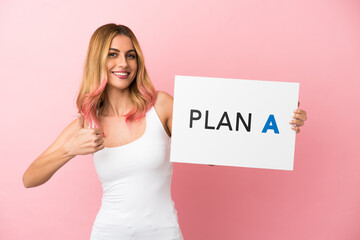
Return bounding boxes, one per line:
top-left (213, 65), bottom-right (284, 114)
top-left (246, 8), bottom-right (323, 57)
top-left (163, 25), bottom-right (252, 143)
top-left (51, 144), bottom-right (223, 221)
top-left (147, 106), bottom-right (170, 141)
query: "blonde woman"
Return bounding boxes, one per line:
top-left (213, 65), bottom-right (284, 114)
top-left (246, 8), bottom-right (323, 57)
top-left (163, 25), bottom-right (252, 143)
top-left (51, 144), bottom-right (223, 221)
top-left (22, 23), bottom-right (307, 239)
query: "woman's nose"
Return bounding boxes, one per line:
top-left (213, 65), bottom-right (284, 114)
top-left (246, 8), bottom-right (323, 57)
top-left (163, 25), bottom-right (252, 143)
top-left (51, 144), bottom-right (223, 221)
top-left (117, 54), bottom-right (128, 67)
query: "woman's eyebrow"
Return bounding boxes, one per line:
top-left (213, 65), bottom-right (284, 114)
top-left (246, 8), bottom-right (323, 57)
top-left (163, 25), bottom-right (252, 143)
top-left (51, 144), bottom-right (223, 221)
top-left (109, 48), bottom-right (120, 52)
top-left (109, 48), bottom-right (136, 54)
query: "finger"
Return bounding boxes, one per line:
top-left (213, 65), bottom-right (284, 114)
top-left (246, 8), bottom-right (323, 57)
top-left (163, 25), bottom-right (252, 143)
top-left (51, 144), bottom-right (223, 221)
top-left (77, 113), bottom-right (85, 128)
top-left (294, 108), bottom-right (307, 120)
top-left (92, 132), bottom-right (104, 143)
top-left (292, 113), bottom-right (307, 121)
top-left (91, 140), bottom-right (105, 154)
top-left (94, 142), bottom-right (105, 152)
top-left (289, 119), bottom-right (304, 126)
top-left (293, 108), bottom-right (306, 115)
top-left (95, 138), bottom-right (104, 146)
top-left (95, 137), bottom-right (104, 143)
top-left (93, 128), bottom-right (103, 135)
top-left (291, 126), bottom-right (300, 133)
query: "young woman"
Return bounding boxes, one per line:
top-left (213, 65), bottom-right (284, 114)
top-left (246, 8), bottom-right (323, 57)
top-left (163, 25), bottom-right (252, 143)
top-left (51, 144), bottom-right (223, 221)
top-left (22, 23), bottom-right (307, 239)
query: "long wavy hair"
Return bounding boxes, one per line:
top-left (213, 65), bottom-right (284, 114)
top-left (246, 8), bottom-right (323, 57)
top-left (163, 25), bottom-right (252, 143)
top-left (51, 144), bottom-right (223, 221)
top-left (76, 23), bottom-right (156, 129)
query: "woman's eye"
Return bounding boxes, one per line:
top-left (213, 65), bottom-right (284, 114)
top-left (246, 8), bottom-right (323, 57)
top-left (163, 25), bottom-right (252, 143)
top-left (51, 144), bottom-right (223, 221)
top-left (127, 54), bottom-right (136, 59)
top-left (108, 53), bottom-right (117, 57)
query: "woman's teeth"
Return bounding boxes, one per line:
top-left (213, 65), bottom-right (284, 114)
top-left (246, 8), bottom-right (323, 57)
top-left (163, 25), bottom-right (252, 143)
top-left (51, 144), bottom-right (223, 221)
top-left (113, 72), bottom-right (128, 76)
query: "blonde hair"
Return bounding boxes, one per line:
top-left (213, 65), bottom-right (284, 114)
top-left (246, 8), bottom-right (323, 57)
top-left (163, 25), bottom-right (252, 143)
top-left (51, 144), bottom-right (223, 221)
top-left (76, 23), bottom-right (156, 128)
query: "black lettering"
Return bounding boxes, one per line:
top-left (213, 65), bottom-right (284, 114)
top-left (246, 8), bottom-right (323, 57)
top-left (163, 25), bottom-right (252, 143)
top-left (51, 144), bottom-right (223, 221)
top-left (216, 111), bottom-right (233, 130)
top-left (190, 109), bottom-right (202, 128)
top-left (205, 110), bottom-right (215, 130)
top-left (236, 113), bottom-right (252, 132)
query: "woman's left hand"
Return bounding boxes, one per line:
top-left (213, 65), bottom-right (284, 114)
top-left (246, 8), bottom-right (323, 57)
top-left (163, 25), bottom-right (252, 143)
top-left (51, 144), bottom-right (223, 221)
top-left (290, 103), bottom-right (307, 133)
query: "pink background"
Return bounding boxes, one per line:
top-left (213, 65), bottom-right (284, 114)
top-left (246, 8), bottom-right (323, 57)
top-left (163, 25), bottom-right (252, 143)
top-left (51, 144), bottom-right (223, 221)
top-left (1, 0), bottom-right (359, 239)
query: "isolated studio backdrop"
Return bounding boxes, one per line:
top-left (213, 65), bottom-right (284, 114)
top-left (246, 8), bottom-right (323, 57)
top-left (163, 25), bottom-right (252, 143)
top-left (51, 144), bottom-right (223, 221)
top-left (0, 0), bottom-right (359, 239)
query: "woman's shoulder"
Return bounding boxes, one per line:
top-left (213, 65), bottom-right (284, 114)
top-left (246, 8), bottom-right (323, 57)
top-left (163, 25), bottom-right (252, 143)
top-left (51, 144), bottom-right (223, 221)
top-left (155, 91), bottom-right (173, 105)
top-left (153, 91), bottom-right (173, 122)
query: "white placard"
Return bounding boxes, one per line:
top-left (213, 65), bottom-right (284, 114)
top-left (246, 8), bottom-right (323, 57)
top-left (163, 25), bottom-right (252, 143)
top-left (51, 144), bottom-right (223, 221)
top-left (170, 75), bottom-right (299, 171)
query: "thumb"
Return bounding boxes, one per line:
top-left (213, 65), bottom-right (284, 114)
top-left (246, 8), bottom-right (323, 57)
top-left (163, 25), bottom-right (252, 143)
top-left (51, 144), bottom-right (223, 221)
top-left (77, 113), bottom-right (86, 128)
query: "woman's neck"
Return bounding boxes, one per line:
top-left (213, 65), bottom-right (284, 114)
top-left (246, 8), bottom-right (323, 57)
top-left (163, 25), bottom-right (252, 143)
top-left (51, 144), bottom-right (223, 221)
top-left (100, 87), bottom-right (134, 118)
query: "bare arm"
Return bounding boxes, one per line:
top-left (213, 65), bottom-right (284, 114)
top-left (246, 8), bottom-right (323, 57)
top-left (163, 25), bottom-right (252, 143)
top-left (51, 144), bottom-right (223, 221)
top-left (22, 115), bottom-right (104, 188)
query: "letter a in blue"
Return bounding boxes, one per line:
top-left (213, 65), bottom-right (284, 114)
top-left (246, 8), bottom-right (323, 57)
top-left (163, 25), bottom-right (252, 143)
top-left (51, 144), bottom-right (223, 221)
top-left (262, 114), bottom-right (279, 134)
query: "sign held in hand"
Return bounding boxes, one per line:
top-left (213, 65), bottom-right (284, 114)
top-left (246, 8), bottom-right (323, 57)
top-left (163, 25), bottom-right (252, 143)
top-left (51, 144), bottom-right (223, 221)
top-left (170, 75), bottom-right (299, 171)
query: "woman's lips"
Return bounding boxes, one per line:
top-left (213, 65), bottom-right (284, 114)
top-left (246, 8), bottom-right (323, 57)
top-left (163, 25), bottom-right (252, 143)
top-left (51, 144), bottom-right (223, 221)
top-left (112, 71), bottom-right (129, 79)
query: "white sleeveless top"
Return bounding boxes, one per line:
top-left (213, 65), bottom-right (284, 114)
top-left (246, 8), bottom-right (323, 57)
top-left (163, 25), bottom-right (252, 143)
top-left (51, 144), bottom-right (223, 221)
top-left (90, 107), bottom-right (183, 240)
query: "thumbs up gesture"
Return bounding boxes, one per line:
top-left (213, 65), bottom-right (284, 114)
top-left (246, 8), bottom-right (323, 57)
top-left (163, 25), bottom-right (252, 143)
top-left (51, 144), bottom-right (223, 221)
top-left (64, 114), bottom-right (105, 156)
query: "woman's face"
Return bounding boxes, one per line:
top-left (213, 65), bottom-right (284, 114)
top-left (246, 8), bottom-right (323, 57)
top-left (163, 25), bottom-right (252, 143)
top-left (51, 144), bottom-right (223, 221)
top-left (106, 34), bottom-right (138, 91)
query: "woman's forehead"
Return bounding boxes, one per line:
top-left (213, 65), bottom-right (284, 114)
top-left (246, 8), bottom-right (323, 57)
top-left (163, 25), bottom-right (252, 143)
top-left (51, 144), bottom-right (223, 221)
top-left (110, 35), bottom-right (134, 50)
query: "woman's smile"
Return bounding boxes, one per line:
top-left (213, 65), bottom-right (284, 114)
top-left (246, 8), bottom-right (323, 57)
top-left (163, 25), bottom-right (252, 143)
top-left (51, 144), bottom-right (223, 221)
top-left (111, 71), bottom-right (130, 79)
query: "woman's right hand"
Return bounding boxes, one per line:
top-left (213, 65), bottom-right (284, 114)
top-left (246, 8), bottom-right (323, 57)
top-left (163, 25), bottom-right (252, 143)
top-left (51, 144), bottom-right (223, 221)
top-left (23, 115), bottom-right (104, 188)
top-left (64, 115), bottom-right (105, 156)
